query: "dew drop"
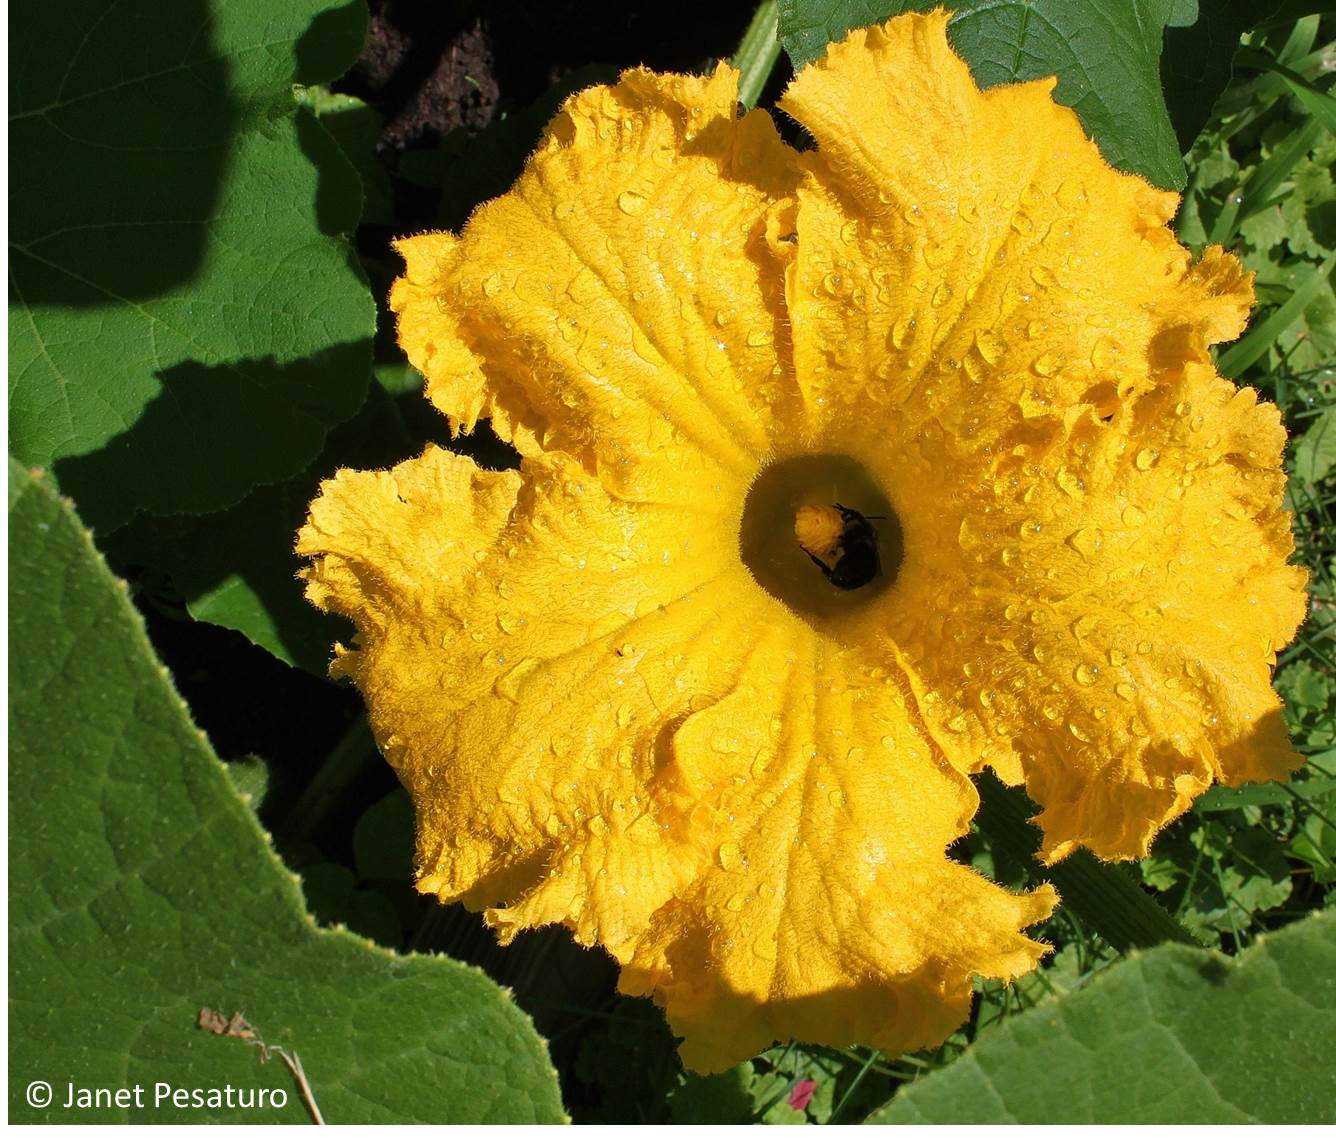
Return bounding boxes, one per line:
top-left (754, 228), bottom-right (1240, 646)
top-left (1029, 264), bottom-right (1057, 289)
top-left (1090, 336), bottom-right (1119, 370)
top-left (1056, 467), bottom-right (1084, 497)
top-left (1108, 648), bottom-right (1128, 667)
top-left (1121, 504), bottom-right (1147, 527)
top-left (494, 657), bottom-right (541, 702)
top-left (828, 788), bottom-right (848, 808)
top-left (1070, 613), bottom-right (1098, 640)
top-left (1068, 721), bottom-right (1092, 742)
top-left (975, 329), bottom-right (1005, 365)
top-left (617, 190), bottom-right (648, 216)
top-left (1073, 663), bottom-right (1100, 686)
top-left (746, 328), bottom-right (774, 348)
top-left (1134, 448), bottom-right (1159, 471)
top-left (1032, 351), bottom-right (1059, 377)
top-left (1066, 526), bottom-right (1105, 558)
top-left (717, 842), bottom-right (744, 872)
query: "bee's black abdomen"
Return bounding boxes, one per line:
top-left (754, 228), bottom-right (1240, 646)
top-left (827, 542), bottom-right (879, 589)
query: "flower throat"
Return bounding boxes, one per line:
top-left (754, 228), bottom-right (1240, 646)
top-left (739, 454), bottom-right (904, 623)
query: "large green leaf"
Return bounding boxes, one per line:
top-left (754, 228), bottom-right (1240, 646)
top-left (869, 909), bottom-right (1336, 1123)
top-left (777, 0), bottom-right (1188, 188)
top-left (8, 462), bottom-right (565, 1124)
top-left (8, 0), bottom-right (376, 531)
top-left (102, 363), bottom-right (517, 673)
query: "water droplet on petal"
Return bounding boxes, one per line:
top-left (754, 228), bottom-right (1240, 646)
top-left (975, 329), bottom-right (1005, 365)
top-left (1071, 613), bottom-right (1098, 640)
top-left (892, 315), bottom-right (917, 349)
top-left (717, 842), bottom-right (743, 871)
top-left (617, 190), bottom-right (648, 216)
top-left (1067, 526), bottom-right (1104, 558)
top-left (1090, 336), bottom-right (1119, 370)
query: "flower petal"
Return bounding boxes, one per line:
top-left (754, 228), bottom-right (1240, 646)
top-left (391, 65), bottom-right (801, 504)
top-left (614, 631), bottom-right (1055, 1071)
top-left (299, 445), bottom-right (1055, 1070)
top-left (299, 444), bottom-right (755, 924)
top-left (779, 12), bottom-right (1251, 446)
top-left (883, 361), bottom-right (1308, 861)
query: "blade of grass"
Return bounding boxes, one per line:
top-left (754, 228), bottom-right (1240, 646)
top-left (1208, 116), bottom-right (1324, 243)
top-left (732, 0), bottom-right (781, 109)
top-left (1236, 47), bottom-right (1336, 134)
top-left (1218, 249), bottom-right (1336, 377)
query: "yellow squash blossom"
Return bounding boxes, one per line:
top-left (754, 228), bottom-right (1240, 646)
top-left (298, 11), bottom-right (1307, 1071)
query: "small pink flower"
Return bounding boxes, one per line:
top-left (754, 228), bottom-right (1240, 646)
top-left (787, 1079), bottom-right (818, 1112)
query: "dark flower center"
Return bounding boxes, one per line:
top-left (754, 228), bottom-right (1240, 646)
top-left (739, 454), bottom-right (904, 623)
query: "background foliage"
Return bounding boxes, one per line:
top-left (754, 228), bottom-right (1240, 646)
top-left (9, 0), bottom-right (1334, 1124)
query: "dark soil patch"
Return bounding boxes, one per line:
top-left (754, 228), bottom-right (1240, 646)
top-left (339, 0), bottom-right (764, 151)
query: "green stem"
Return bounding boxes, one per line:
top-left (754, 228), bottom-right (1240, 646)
top-left (732, 0), bottom-right (782, 109)
top-left (281, 713), bottom-right (378, 841)
top-left (974, 773), bottom-right (1198, 954)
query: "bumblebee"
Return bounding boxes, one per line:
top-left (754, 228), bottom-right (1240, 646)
top-left (794, 503), bottom-right (881, 590)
